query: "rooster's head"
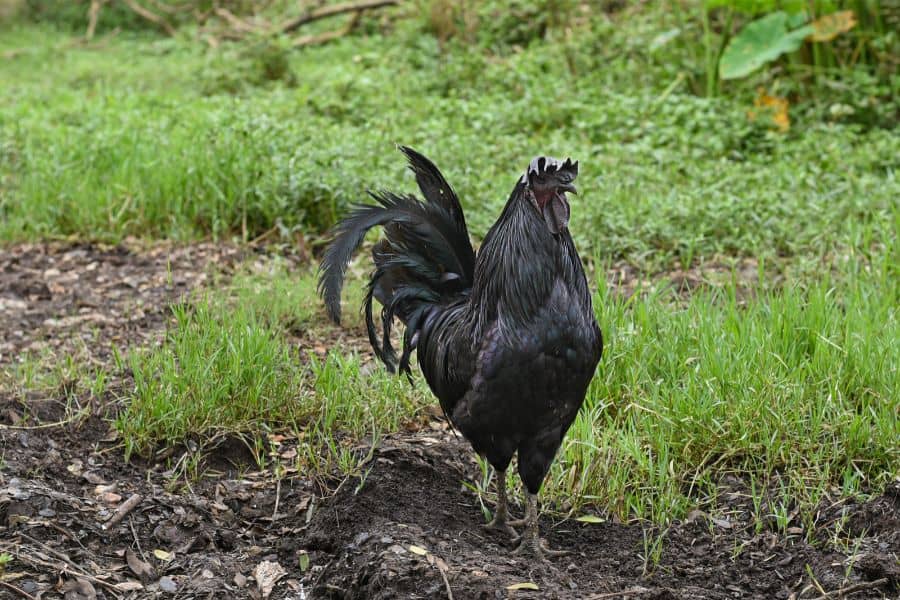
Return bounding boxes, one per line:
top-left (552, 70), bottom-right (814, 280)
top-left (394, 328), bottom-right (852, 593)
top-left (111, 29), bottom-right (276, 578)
top-left (523, 156), bottom-right (578, 235)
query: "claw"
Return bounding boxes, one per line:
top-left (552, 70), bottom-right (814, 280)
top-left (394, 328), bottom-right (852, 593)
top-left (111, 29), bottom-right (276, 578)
top-left (510, 492), bottom-right (568, 561)
top-left (483, 518), bottom-right (519, 539)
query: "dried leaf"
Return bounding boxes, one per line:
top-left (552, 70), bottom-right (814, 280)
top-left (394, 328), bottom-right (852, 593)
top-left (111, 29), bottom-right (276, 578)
top-left (60, 578), bottom-right (97, 600)
top-left (254, 560), bottom-right (286, 599)
top-left (507, 582), bottom-right (540, 590)
top-left (153, 549), bottom-right (173, 562)
top-left (100, 492), bottom-right (123, 504)
top-left (575, 515), bottom-right (605, 524)
top-left (125, 549), bottom-right (155, 580)
top-left (748, 88), bottom-right (790, 132)
top-left (114, 580), bottom-right (144, 592)
top-left (808, 10), bottom-right (856, 42)
top-left (433, 556), bottom-right (450, 573)
top-left (408, 545), bottom-right (429, 556)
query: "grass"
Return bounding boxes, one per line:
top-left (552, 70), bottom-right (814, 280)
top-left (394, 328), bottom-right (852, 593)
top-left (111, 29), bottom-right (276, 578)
top-left (116, 267), bottom-right (430, 469)
top-left (1, 17), bottom-right (897, 271)
top-left (112, 250), bottom-right (898, 529)
top-left (551, 246), bottom-right (898, 529)
top-left (1, 2), bottom-right (897, 532)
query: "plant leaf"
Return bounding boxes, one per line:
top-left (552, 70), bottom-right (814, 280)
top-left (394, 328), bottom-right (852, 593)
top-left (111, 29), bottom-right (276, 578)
top-left (507, 582), bottom-right (540, 590)
top-left (153, 549), bottom-right (173, 562)
top-left (807, 11), bottom-right (857, 42)
top-left (298, 552), bottom-right (310, 572)
top-left (704, 0), bottom-right (805, 15)
top-left (748, 88), bottom-right (791, 132)
top-left (719, 11), bottom-right (814, 80)
top-left (576, 515), bottom-right (605, 524)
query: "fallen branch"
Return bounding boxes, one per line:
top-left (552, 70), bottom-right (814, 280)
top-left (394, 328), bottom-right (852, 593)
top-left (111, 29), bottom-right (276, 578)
top-left (214, 7), bottom-right (263, 35)
top-left (122, 0), bottom-right (176, 36)
top-left (86, 0), bottom-right (107, 40)
top-left (292, 9), bottom-right (362, 48)
top-left (280, 0), bottom-right (398, 34)
top-left (12, 541), bottom-right (123, 598)
top-left (0, 580), bottom-right (37, 600)
top-left (102, 493), bottom-right (143, 531)
top-left (808, 578), bottom-right (889, 600)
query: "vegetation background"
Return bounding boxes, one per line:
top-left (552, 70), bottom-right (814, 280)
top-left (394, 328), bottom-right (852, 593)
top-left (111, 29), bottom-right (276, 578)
top-left (1, 0), bottom-right (897, 537)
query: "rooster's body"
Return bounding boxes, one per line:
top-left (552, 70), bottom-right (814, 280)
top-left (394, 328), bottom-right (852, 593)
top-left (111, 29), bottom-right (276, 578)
top-left (319, 148), bottom-right (602, 557)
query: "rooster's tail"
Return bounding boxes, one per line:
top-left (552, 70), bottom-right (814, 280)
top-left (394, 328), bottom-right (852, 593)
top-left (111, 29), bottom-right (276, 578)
top-left (318, 147), bottom-right (475, 373)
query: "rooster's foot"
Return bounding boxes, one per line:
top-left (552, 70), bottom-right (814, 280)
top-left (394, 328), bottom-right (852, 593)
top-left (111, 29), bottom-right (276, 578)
top-left (510, 492), bottom-right (568, 560)
top-left (483, 517), bottom-right (519, 539)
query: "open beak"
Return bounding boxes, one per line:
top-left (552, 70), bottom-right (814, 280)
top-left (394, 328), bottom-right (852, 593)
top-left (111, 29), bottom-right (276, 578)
top-left (559, 182), bottom-right (577, 195)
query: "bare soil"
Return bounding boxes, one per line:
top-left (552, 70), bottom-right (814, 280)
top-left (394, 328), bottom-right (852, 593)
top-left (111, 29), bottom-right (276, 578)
top-left (1, 243), bottom-right (897, 600)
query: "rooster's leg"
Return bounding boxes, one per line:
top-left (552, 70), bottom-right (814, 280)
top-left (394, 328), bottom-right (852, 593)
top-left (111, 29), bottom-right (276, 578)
top-left (483, 469), bottom-right (519, 538)
top-left (512, 493), bottom-right (568, 559)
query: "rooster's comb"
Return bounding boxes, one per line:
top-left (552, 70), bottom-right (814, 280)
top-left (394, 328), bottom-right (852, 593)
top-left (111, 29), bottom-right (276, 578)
top-left (525, 156), bottom-right (578, 180)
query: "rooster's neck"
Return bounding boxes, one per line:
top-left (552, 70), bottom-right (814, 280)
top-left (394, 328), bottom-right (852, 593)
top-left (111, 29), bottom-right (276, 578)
top-left (470, 184), bottom-right (585, 329)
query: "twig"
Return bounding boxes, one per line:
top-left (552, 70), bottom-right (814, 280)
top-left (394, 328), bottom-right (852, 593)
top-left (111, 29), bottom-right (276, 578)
top-left (807, 578), bottom-right (889, 600)
top-left (12, 545), bottom-right (122, 597)
top-left (85, 0), bottom-right (106, 40)
top-left (0, 580), bottom-right (37, 600)
top-left (0, 413), bottom-right (82, 430)
top-left (122, 0), bottom-right (175, 36)
top-left (586, 588), bottom-right (651, 600)
top-left (272, 477), bottom-right (281, 522)
top-left (280, 0), bottom-right (398, 34)
top-left (214, 8), bottom-right (264, 34)
top-left (292, 9), bottom-right (362, 48)
top-left (29, 519), bottom-right (88, 551)
top-left (436, 563), bottom-right (453, 600)
top-left (129, 517), bottom-right (150, 564)
top-left (102, 493), bottom-right (143, 531)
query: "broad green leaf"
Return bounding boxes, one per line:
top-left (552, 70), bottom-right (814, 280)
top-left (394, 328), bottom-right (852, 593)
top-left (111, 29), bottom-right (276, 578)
top-left (719, 11), bottom-right (814, 80)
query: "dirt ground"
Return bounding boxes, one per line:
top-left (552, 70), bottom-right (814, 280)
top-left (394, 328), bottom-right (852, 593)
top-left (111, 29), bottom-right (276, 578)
top-left (1, 243), bottom-right (897, 600)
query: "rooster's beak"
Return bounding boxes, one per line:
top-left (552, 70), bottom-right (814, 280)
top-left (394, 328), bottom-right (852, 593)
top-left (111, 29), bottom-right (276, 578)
top-left (559, 183), bottom-right (577, 195)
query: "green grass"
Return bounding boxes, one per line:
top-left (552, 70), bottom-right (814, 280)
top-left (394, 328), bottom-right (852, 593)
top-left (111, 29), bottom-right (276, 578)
top-left (114, 252), bottom-right (898, 527)
top-left (551, 246), bottom-right (898, 529)
top-left (116, 267), bottom-right (430, 468)
top-left (1, 16), bottom-right (897, 271)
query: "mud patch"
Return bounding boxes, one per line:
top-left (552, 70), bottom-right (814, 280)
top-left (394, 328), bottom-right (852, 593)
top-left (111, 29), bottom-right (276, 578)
top-left (301, 434), bottom-right (897, 599)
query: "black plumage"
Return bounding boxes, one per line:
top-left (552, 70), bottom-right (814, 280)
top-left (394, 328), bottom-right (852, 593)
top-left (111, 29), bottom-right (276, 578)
top-left (318, 147), bottom-right (603, 557)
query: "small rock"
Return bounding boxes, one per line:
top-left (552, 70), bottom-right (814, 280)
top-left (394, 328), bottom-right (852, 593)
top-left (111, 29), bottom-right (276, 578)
top-left (158, 576), bottom-right (177, 593)
top-left (234, 573), bottom-right (247, 588)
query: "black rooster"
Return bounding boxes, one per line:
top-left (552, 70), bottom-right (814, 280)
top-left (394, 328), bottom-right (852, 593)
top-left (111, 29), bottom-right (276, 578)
top-left (319, 147), bottom-right (602, 558)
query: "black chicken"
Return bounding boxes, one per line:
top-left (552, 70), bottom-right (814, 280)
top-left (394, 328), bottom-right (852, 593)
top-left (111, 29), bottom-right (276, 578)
top-left (319, 147), bottom-right (602, 558)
